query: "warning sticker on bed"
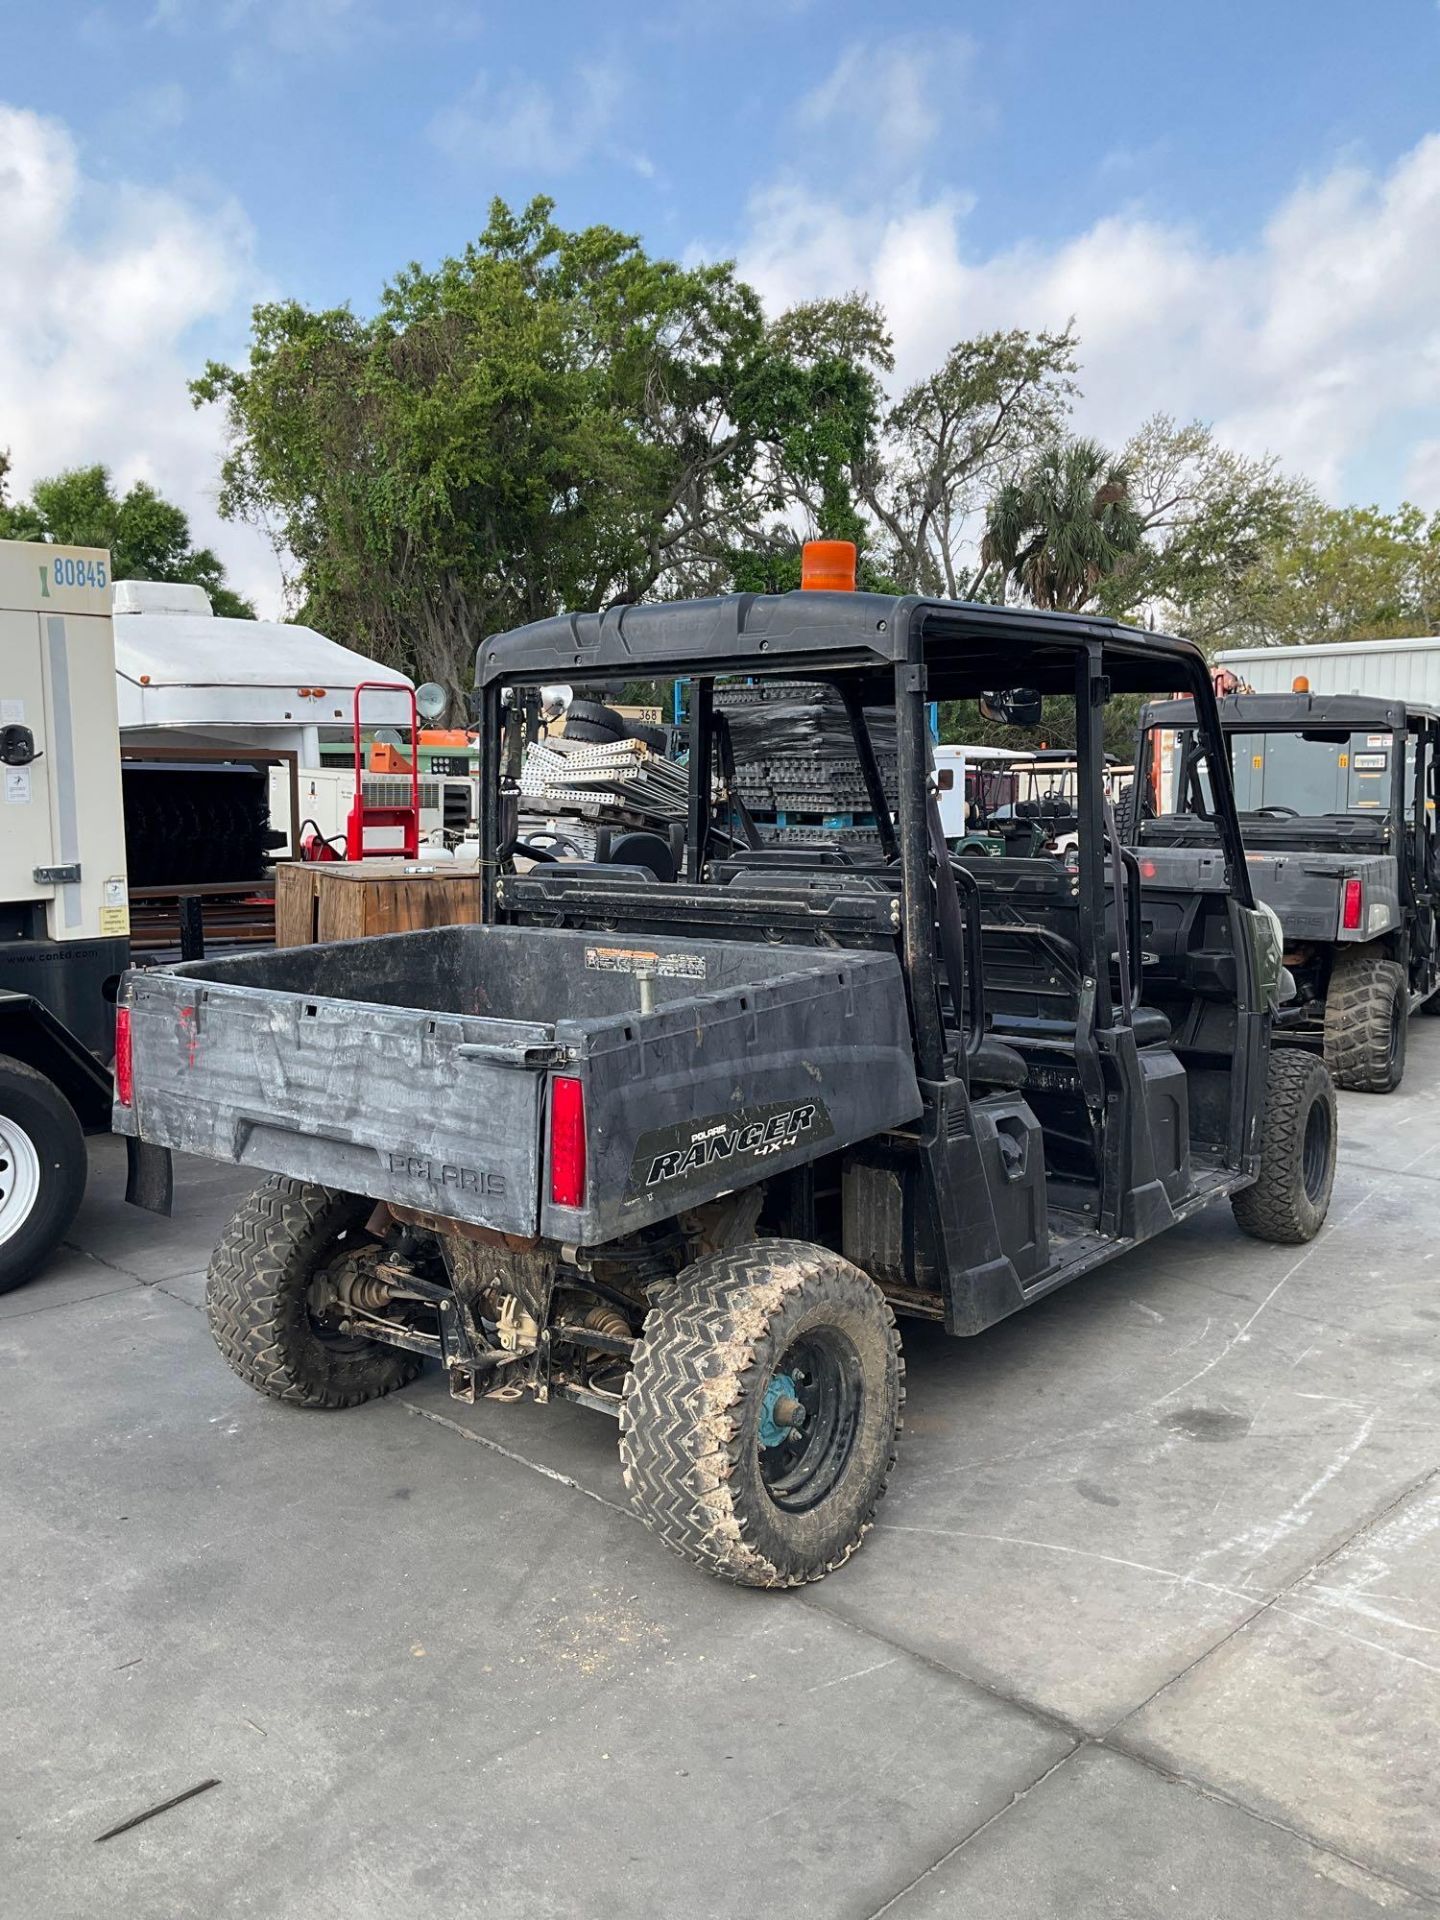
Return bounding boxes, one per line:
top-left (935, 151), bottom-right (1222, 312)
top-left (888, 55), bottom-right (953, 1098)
top-left (584, 945), bottom-right (707, 979)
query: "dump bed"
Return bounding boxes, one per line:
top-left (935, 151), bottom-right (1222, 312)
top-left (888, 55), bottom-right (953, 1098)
top-left (115, 924), bottom-right (922, 1244)
top-left (1241, 849), bottom-right (1400, 943)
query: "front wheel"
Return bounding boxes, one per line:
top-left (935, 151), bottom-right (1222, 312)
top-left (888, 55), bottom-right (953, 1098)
top-left (0, 1056), bottom-right (87, 1296)
top-left (619, 1241), bottom-right (904, 1588)
top-left (1232, 1050), bottom-right (1338, 1245)
top-left (206, 1176), bottom-right (422, 1408)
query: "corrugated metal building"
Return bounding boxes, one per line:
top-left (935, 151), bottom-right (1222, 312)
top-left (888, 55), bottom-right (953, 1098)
top-left (1215, 636), bottom-right (1440, 706)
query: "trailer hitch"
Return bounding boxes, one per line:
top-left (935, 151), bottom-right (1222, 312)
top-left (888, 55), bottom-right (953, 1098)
top-left (371, 1259), bottom-right (518, 1402)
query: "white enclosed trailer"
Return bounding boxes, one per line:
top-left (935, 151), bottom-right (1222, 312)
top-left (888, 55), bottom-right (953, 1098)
top-left (113, 580), bottom-right (418, 869)
top-left (113, 580), bottom-right (414, 764)
top-left (1215, 636), bottom-right (1440, 705)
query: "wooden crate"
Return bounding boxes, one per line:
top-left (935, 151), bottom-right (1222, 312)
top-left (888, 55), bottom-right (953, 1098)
top-left (275, 859), bottom-right (484, 948)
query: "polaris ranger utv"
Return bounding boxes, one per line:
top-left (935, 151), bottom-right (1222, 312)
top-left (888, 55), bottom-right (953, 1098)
top-left (1135, 691), bottom-right (1440, 1092)
top-left (113, 561), bottom-right (1337, 1588)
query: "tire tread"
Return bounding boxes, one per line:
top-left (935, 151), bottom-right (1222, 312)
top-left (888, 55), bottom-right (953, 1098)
top-left (1232, 1050), bottom-right (1337, 1245)
top-left (1324, 951), bottom-right (1406, 1092)
top-left (618, 1240), bottom-right (903, 1589)
top-left (206, 1174), bottom-right (420, 1408)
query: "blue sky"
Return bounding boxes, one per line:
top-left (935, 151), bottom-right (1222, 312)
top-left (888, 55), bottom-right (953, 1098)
top-left (3, 0), bottom-right (1440, 609)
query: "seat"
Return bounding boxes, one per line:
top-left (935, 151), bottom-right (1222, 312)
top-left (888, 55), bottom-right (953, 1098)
top-left (967, 1034), bottom-right (1028, 1089)
top-left (1129, 1004), bottom-right (1171, 1047)
top-left (990, 1004), bottom-right (1171, 1048)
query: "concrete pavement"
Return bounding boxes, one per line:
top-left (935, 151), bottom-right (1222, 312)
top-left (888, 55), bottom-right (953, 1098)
top-left (3, 1027), bottom-right (1439, 1917)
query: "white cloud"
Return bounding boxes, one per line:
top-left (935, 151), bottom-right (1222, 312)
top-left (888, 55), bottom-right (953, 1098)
top-left (797, 31), bottom-right (979, 182)
top-left (429, 60), bottom-right (652, 178)
top-left (734, 133), bottom-right (1440, 510)
top-left (0, 103), bottom-right (284, 613)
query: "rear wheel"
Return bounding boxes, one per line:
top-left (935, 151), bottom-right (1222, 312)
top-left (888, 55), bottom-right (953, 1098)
top-left (0, 1056), bottom-right (86, 1296)
top-left (206, 1175), bottom-right (422, 1408)
top-left (1232, 1050), bottom-right (1337, 1245)
top-left (1324, 951), bottom-right (1407, 1091)
top-left (619, 1240), bottom-right (904, 1588)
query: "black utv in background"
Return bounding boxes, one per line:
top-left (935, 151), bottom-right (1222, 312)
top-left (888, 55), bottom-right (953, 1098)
top-left (117, 575), bottom-right (1339, 1589)
top-left (1134, 692), bottom-right (1440, 1092)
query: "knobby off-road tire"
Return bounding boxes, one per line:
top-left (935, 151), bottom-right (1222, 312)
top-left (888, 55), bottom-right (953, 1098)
top-left (0, 1055), bottom-right (86, 1296)
top-left (619, 1240), bottom-right (904, 1588)
top-left (1324, 950), bottom-right (1407, 1092)
top-left (206, 1175), bottom-right (422, 1408)
top-left (1232, 1050), bottom-right (1338, 1246)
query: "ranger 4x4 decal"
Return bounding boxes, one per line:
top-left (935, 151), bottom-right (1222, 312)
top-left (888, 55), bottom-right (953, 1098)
top-left (629, 1097), bottom-right (835, 1196)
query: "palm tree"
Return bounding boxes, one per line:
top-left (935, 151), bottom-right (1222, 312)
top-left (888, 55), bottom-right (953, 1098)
top-left (979, 438), bottom-right (1144, 610)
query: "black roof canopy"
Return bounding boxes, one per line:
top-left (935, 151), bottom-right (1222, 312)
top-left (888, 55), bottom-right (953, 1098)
top-left (1149, 692), bottom-right (1434, 732)
top-left (476, 589), bottom-right (1205, 701)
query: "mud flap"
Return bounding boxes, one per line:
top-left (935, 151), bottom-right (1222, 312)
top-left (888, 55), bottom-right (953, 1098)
top-left (125, 1136), bottom-right (174, 1216)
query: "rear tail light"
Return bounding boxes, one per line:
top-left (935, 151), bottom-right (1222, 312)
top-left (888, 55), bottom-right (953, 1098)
top-left (549, 1075), bottom-right (586, 1209)
top-left (1342, 878), bottom-right (1363, 931)
top-left (114, 1007), bottom-right (134, 1107)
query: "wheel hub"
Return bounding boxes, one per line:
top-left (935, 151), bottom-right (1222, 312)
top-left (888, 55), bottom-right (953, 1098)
top-left (759, 1371), bottom-right (807, 1447)
top-left (757, 1333), bottom-right (864, 1516)
top-left (0, 1114), bottom-right (42, 1247)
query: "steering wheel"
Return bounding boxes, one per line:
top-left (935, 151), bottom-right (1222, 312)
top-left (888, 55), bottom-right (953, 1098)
top-left (514, 829), bottom-right (586, 864)
top-left (1255, 805), bottom-right (1300, 817)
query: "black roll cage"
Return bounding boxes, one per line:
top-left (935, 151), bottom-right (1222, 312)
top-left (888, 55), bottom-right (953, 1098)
top-left (477, 593), bottom-right (1251, 1085)
top-left (1140, 693), bottom-right (1438, 853)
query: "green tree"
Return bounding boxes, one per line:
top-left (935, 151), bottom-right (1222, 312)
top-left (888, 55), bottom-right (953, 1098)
top-left (194, 198), bottom-right (891, 704)
top-left (0, 457), bottom-right (253, 617)
top-left (979, 437), bottom-right (1144, 610)
top-left (1094, 414), bottom-right (1315, 640)
top-left (864, 326), bottom-right (1079, 597)
top-left (1219, 501), bottom-right (1440, 647)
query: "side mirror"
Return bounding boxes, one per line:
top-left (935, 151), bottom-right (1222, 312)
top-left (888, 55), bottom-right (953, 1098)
top-left (979, 688), bottom-right (1043, 728)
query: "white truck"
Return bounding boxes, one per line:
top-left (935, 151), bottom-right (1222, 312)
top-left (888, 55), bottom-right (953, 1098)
top-left (0, 538), bottom-right (144, 1290)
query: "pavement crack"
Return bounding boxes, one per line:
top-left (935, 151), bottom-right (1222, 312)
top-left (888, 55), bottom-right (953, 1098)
top-left (0, 1281), bottom-right (138, 1322)
top-left (1103, 1461), bottom-right (1440, 1749)
top-left (1109, 1760), bottom-right (1440, 1911)
top-left (399, 1402), bottom-right (631, 1518)
top-left (59, 1241), bottom-right (151, 1284)
top-left (860, 1745), bottom-right (1083, 1919)
top-left (795, 1595), bottom-right (1087, 1745)
top-left (151, 1279), bottom-right (204, 1314)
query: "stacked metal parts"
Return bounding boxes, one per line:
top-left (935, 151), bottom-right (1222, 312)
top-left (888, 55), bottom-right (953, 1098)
top-left (519, 736), bottom-right (688, 841)
top-left (714, 681), bottom-right (897, 843)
